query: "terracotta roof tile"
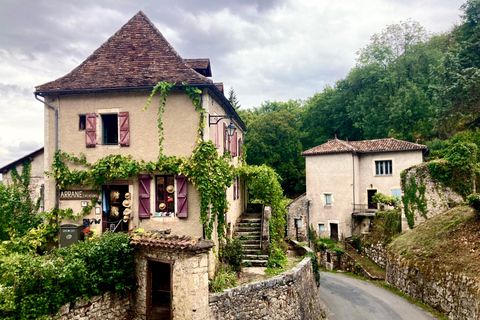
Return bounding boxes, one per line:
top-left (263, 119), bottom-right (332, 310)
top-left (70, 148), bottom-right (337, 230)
top-left (214, 82), bottom-right (224, 94)
top-left (130, 231), bottom-right (214, 253)
top-left (36, 11), bottom-right (212, 92)
top-left (302, 138), bottom-right (427, 156)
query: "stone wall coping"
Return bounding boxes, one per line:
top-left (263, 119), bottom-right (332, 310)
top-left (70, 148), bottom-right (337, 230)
top-left (289, 239), bottom-right (314, 255)
top-left (209, 257), bottom-right (312, 303)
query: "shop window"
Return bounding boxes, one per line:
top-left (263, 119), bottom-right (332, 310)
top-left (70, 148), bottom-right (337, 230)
top-left (102, 185), bottom-right (130, 233)
top-left (156, 175), bottom-right (175, 217)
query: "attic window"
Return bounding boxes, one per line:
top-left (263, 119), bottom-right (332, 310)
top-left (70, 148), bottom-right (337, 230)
top-left (79, 115), bottom-right (86, 131)
top-left (102, 114), bottom-right (118, 144)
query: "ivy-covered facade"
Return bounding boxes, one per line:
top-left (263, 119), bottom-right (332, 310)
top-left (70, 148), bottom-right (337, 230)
top-left (34, 11), bottom-right (246, 274)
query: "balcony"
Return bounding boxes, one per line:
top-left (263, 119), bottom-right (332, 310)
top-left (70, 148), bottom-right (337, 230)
top-left (352, 203), bottom-right (377, 216)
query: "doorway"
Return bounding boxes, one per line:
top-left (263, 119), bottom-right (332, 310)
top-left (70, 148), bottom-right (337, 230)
top-left (147, 260), bottom-right (172, 320)
top-left (368, 189), bottom-right (377, 209)
top-left (330, 223), bottom-right (339, 242)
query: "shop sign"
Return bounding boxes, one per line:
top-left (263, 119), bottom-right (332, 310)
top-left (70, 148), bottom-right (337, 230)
top-left (59, 190), bottom-right (99, 200)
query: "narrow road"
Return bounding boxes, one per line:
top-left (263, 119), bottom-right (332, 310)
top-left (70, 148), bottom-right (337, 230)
top-left (319, 272), bottom-right (438, 320)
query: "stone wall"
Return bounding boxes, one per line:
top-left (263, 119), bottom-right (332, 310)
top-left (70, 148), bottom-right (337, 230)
top-left (286, 193), bottom-right (308, 241)
top-left (363, 241), bottom-right (388, 269)
top-left (402, 164), bottom-right (463, 230)
top-left (54, 291), bottom-right (131, 320)
top-left (209, 257), bottom-right (325, 320)
top-left (133, 247), bottom-right (210, 320)
top-left (386, 253), bottom-right (480, 320)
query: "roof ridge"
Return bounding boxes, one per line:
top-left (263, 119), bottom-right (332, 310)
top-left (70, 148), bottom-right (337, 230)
top-left (335, 138), bottom-right (356, 151)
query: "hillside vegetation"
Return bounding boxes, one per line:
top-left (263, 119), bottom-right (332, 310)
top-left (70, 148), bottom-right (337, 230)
top-left (390, 206), bottom-right (480, 277)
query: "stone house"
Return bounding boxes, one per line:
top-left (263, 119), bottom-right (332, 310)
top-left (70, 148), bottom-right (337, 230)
top-left (0, 147), bottom-right (45, 211)
top-left (33, 11), bottom-right (246, 319)
top-left (288, 137), bottom-right (427, 242)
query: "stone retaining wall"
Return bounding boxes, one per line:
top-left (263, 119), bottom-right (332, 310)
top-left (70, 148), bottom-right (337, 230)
top-left (386, 253), bottom-right (480, 320)
top-left (209, 257), bottom-right (325, 320)
top-left (363, 242), bottom-right (388, 269)
top-left (53, 291), bottom-right (131, 320)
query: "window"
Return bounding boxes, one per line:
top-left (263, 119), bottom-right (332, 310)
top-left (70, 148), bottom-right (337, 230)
top-left (375, 160), bottom-right (392, 175)
top-left (79, 115), bottom-right (86, 131)
top-left (325, 193), bottom-right (332, 205)
top-left (102, 114), bottom-right (118, 144)
top-left (318, 223), bottom-right (325, 233)
top-left (392, 188), bottom-right (402, 199)
top-left (156, 175), bottom-right (175, 217)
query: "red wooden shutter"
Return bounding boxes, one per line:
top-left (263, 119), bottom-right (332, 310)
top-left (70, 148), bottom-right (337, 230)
top-left (239, 138), bottom-right (243, 157)
top-left (86, 113), bottom-right (96, 147)
top-left (232, 132), bottom-right (238, 157)
top-left (176, 175), bottom-right (188, 218)
top-left (237, 177), bottom-right (240, 200)
top-left (233, 180), bottom-right (237, 201)
top-left (223, 123), bottom-right (227, 153)
top-left (138, 174), bottom-right (151, 218)
top-left (119, 112), bottom-right (130, 146)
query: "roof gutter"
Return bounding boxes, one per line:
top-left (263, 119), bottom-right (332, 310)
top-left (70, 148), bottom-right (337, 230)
top-left (34, 83), bottom-right (247, 131)
top-left (34, 93), bottom-right (59, 210)
top-left (302, 148), bottom-right (428, 157)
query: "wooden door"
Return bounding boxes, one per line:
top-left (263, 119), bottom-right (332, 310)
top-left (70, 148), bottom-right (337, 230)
top-left (330, 223), bottom-right (339, 243)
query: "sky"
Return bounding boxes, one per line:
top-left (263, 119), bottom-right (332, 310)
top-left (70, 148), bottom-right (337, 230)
top-left (0, 0), bottom-right (467, 169)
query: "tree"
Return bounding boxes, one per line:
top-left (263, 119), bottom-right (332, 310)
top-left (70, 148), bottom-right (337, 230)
top-left (228, 87), bottom-right (241, 110)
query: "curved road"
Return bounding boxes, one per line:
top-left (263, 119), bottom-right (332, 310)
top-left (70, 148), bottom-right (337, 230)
top-left (319, 272), bottom-right (438, 320)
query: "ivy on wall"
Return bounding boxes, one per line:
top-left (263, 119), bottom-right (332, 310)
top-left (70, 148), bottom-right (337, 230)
top-left (401, 169), bottom-right (428, 229)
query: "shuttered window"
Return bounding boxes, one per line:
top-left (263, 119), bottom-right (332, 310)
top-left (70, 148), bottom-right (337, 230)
top-left (118, 112), bottom-right (130, 146)
top-left (138, 174), bottom-right (151, 219)
top-left (85, 112), bottom-right (130, 147)
top-left (232, 132), bottom-right (237, 157)
top-left (86, 113), bottom-right (97, 147)
top-left (223, 123), bottom-right (227, 153)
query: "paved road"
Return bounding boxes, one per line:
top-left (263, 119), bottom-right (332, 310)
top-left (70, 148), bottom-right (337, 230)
top-left (319, 272), bottom-right (438, 320)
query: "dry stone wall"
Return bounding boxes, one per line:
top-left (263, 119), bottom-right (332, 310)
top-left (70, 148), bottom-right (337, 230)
top-left (387, 253), bottom-right (480, 320)
top-left (363, 242), bottom-right (388, 269)
top-left (53, 291), bottom-right (131, 320)
top-left (209, 257), bottom-right (326, 320)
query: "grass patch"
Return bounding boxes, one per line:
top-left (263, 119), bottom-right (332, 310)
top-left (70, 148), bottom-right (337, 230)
top-left (209, 263), bottom-right (237, 293)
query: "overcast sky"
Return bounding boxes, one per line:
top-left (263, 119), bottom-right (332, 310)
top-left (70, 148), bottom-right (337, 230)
top-left (0, 0), bottom-right (466, 169)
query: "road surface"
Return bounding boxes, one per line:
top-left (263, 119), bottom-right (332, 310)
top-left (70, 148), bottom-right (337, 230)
top-left (319, 271), bottom-right (438, 320)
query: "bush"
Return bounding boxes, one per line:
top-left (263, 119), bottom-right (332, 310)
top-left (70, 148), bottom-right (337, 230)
top-left (220, 238), bottom-right (244, 272)
top-left (267, 244), bottom-right (287, 268)
top-left (467, 193), bottom-right (480, 212)
top-left (209, 263), bottom-right (237, 293)
top-left (0, 232), bottom-right (135, 320)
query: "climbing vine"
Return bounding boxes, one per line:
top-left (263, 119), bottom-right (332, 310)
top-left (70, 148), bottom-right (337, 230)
top-left (401, 169), bottom-right (428, 228)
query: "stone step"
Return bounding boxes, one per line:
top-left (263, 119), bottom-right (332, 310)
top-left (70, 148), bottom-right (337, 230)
top-left (236, 222), bottom-right (261, 228)
top-left (236, 227), bottom-right (261, 232)
top-left (245, 254), bottom-right (269, 260)
top-left (239, 218), bottom-right (261, 223)
top-left (239, 239), bottom-right (261, 245)
top-left (244, 249), bottom-right (264, 255)
top-left (243, 259), bottom-right (268, 267)
top-left (234, 231), bottom-right (260, 236)
top-left (235, 236), bottom-right (261, 242)
top-left (241, 244), bottom-right (262, 250)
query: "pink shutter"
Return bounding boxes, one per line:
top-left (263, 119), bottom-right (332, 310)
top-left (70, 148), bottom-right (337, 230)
top-left (223, 123), bottom-right (227, 153)
top-left (232, 132), bottom-right (238, 157)
top-left (86, 113), bottom-right (96, 147)
top-left (176, 175), bottom-right (188, 218)
top-left (119, 112), bottom-right (130, 146)
top-left (239, 138), bottom-right (243, 157)
top-left (237, 177), bottom-right (240, 200)
top-left (138, 174), bottom-right (151, 218)
top-left (233, 180), bottom-right (237, 201)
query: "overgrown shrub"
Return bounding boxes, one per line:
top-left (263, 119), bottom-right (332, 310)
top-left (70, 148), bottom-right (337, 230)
top-left (351, 236), bottom-right (362, 253)
top-left (267, 244), bottom-right (288, 268)
top-left (209, 263), bottom-right (237, 293)
top-left (0, 232), bottom-right (135, 320)
top-left (304, 252), bottom-right (320, 284)
top-left (467, 193), bottom-right (480, 212)
top-left (220, 238), bottom-right (244, 272)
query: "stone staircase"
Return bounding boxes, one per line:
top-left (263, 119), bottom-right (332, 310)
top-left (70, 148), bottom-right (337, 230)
top-left (234, 213), bottom-right (269, 267)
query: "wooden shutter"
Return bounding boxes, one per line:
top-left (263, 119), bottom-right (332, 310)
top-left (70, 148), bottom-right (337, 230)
top-left (176, 175), bottom-right (188, 218)
top-left (138, 174), bottom-right (151, 219)
top-left (233, 180), bottom-right (237, 201)
top-left (118, 112), bottom-right (130, 146)
top-left (232, 132), bottom-right (238, 157)
top-left (236, 177), bottom-right (240, 200)
top-left (86, 113), bottom-right (97, 147)
top-left (223, 123), bottom-right (227, 153)
top-left (238, 138), bottom-right (243, 157)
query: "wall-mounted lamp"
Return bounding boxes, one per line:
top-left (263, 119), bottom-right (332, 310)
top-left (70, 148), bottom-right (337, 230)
top-left (209, 114), bottom-right (237, 136)
top-left (370, 184), bottom-right (373, 188)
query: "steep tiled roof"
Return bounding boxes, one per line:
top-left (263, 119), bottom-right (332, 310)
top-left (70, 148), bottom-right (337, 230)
top-left (36, 11), bottom-right (212, 92)
top-left (130, 231), bottom-right (214, 253)
top-left (185, 58), bottom-right (212, 77)
top-left (214, 82), bottom-right (224, 94)
top-left (302, 138), bottom-right (427, 156)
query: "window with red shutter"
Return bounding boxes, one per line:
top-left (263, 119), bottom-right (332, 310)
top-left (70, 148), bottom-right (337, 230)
top-left (138, 174), bottom-right (151, 218)
top-left (176, 175), bottom-right (188, 218)
top-left (86, 113), bottom-right (97, 147)
top-left (232, 132), bottom-right (237, 157)
top-left (118, 112), bottom-right (130, 146)
top-left (223, 123), bottom-right (227, 153)
top-left (238, 138), bottom-right (243, 157)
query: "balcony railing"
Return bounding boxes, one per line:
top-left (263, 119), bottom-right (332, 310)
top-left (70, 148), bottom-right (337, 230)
top-left (352, 203), bottom-right (377, 214)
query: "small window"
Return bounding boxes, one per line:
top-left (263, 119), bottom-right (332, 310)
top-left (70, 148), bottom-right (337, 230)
top-left (392, 188), bottom-right (402, 199)
top-left (79, 115), bottom-right (86, 131)
top-left (101, 114), bottom-right (118, 144)
top-left (318, 223), bottom-right (325, 233)
top-left (325, 193), bottom-right (332, 205)
top-left (156, 175), bottom-right (175, 217)
top-left (375, 160), bottom-right (392, 175)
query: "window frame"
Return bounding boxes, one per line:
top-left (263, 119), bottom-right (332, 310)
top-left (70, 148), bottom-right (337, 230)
top-left (324, 193), bottom-right (332, 205)
top-left (375, 160), bottom-right (393, 176)
top-left (318, 223), bottom-right (325, 233)
top-left (101, 113), bottom-right (119, 145)
top-left (155, 175), bottom-right (176, 217)
top-left (79, 115), bottom-right (86, 131)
